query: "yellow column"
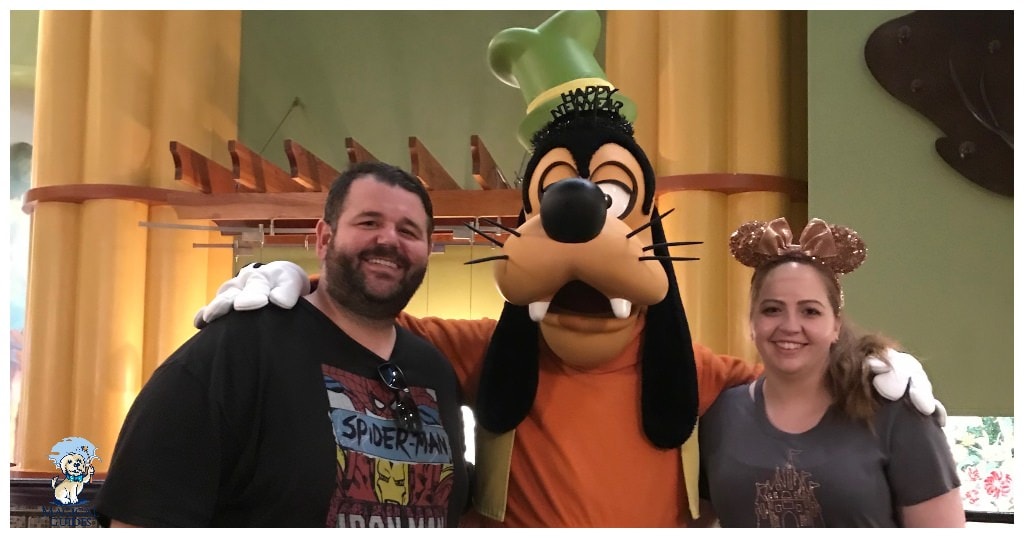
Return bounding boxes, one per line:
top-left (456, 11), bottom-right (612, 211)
top-left (729, 11), bottom-right (786, 175)
top-left (725, 11), bottom-right (800, 361)
top-left (30, 11), bottom-right (89, 188)
top-left (72, 200), bottom-right (150, 463)
top-left (144, 11), bottom-right (240, 376)
top-left (657, 11), bottom-right (730, 174)
top-left (82, 12), bottom-right (160, 186)
top-left (67, 11), bottom-right (160, 471)
top-left (17, 205), bottom-right (82, 470)
top-left (651, 12), bottom-right (732, 351)
top-left (607, 11), bottom-right (806, 360)
top-left (142, 207), bottom-right (211, 376)
top-left (16, 10), bottom-right (91, 471)
top-left (605, 11), bottom-right (660, 151)
top-left (17, 10), bottom-right (243, 472)
top-left (725, 192), bottom-right (790, 361)
top-left (608, 11), bottom-right (731, 350)
top-left (149, 11), bottom-right (240, 191)
top-left (658, 191), bottom-right (729, 354)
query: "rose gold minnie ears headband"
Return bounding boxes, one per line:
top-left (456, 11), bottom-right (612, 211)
top-left (729, 217), bottom-right (867, 276)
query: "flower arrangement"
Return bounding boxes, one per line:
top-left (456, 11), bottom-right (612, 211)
top-left (944, 416), bottom-right (1014, 514)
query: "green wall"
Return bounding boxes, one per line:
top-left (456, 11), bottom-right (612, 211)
top-left (238, 11), bottom-right (562, 187)
top-left (808, 11), bottom-right (1012, 416)
top-left (9, 10), bottom-right (39, 89)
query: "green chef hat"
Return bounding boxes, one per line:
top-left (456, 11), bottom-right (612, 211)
top-left (488, 10), bottom-right (637, 149)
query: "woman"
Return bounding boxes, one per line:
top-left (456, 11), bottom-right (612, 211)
top-left (699, 217), bottom-right (964, 527)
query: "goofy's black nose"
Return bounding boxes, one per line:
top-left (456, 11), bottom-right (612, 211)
top-left (540, 178), bottom-right (607, 244)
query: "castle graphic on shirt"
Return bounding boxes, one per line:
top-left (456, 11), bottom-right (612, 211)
top-left (754, 449), bottom-right (824, 527)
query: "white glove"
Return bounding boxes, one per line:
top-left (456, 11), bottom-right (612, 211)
top-left (867, 349), bottom-right (947, 427)
top-left (193, 261), bottom-right (310, 329)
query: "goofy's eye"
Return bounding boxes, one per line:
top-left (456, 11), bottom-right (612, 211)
top-left (597, 182), bottom-right (630, 219)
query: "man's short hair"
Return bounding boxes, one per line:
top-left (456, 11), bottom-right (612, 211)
top-left (323, 161), bottom-right (434, 235)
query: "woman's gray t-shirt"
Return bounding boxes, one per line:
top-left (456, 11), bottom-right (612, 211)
top-left (699, 377), bottom-right (960, 527)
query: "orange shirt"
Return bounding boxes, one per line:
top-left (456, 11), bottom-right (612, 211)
top-left (398, 312), bottom-right (761, 527)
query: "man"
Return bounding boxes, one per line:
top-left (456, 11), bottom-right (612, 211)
top-left (96, 162), bottom-right (470, 527)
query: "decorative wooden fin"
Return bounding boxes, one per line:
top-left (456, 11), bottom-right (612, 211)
top-left (229, 140), bottom-right (309, 193)
top-left (284, 139), bottom-right (337, 192)
top-left (345, 137), bottom-right (379, 165)
top-left (409, 137), bottom-right (461, 190)
top-left (169, 141), bottom-right (244, 194)
top-left (864, 11), bottom-right (1012, 197)
top-left (470, 135), bottom-right (511, 190)
top-left (427, 190), bottom-right (522, 218)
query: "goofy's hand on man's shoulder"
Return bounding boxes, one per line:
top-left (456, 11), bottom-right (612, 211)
top-left (193, 261), bottom-right (311, 329)
top-left (867, 349), bottom-right (948, 427)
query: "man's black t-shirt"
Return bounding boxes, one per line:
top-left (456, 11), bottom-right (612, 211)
top-left (96, 298), bottom-right (469, 527)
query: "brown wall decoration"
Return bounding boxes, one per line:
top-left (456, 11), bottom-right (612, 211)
top-left (865, 11), bottom-right (1012, 197)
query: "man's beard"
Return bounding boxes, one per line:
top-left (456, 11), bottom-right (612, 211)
top-left (324, 243), bottom-right (426, 320)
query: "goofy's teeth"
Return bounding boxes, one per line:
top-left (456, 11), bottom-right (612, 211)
top-left (528, 301), bottom-right (550, 322)
top-left (610, 298), bottom-right (632, 319)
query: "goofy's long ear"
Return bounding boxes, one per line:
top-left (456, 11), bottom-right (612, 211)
top-left (641, 207), bottom-right (699, 448)
top-left (475, 301), bottom-right (539, 433)
top-left (475, 208), bottom-right (539, 433)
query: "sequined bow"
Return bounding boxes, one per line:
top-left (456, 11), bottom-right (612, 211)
top-left (756, 218), bottom-right (838, 260)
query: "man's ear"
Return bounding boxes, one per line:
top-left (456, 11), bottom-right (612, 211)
top-left (315, 219), bottom-right (333, 259)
